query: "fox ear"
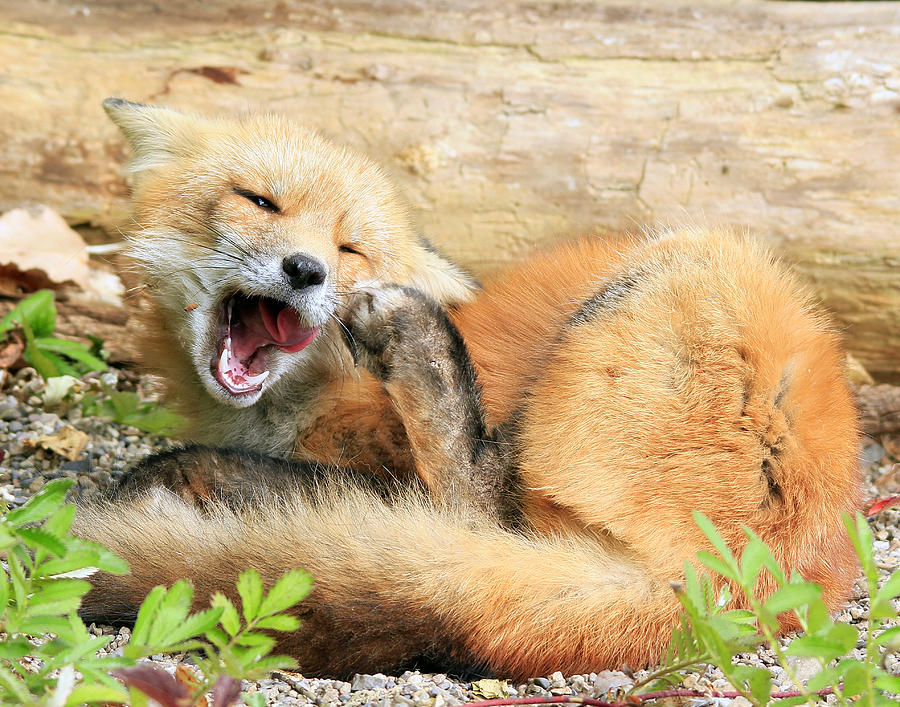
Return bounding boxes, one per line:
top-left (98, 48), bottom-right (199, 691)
top-left (404, 238), bottom-right (479, 305)
top-left (103, 97), bottom-right (200, 174)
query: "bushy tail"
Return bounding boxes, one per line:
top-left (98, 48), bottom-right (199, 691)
top-left (75, 485), bottom-right (681, 679)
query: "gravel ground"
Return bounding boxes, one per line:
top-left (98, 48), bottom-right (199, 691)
top-left (1, 366), bottom-right (898, 705)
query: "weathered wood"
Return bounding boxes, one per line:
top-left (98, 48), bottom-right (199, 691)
top-left (0, 0), bottom-right (898, 379)
top-left (858, 384), bottom-right (900, 437)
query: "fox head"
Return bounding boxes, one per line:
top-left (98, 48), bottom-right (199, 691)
top-left (104, 98), bottom-right (476, 408)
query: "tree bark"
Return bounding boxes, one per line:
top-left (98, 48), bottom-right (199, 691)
top-left (1, 0), bottom-right (898, 378)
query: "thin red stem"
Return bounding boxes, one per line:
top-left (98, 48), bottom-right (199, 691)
top-left (465, 686), bottom-right (836, 707)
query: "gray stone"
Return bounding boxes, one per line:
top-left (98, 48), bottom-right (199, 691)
top-left (351, 674), bottom-right (389, 691)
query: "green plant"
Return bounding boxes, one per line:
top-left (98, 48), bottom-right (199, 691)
top-left (0, 478), bottom-right (131, 705)
top-left (113, 568), bottom-right (311, 707)
top-left (0, 480), bottom-right (311, 706)
top-left (631, 511), bottom-right (900, 707)
top-left (0, 290), bottom-right (107, 379)
top-left (80, 385), bottom-right (184, 435)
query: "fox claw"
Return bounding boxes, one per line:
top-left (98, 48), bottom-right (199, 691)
top-left (340, 285), bottom-right (437, 382)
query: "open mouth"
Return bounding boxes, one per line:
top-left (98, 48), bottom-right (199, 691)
top-left (213, 293), bottom-right (319, 396)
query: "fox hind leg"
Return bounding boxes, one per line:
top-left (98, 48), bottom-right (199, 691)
top-left (111, 444), bottom-right (401, 510)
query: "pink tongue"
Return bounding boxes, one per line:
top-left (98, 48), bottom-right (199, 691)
top-left (230, 298), bottom-right (316, 361)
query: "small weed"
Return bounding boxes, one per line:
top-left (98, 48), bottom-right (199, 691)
top-left (0, 290), bottom-right (107, 379)
top-left (630, 511), bottom-right (900, 706)
top-left (0, 480), bottom-right (311, 706)
top-left (80, 385), bottom-right (184, 435)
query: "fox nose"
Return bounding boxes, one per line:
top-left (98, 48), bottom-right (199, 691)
top-left (282, 253), bottom-right (327, 290)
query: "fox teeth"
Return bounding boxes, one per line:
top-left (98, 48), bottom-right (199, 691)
top-left (219, 347), bottom-right (230, 374)
top-left (243, 369), bottom-right (269, 386)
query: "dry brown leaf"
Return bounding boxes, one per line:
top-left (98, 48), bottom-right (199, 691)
top-left (175, 664), bottom-right (208, 707)
top-left (111, 666), bottom-right (192, 707)
top-left (0, 206), bottom-right (92, 292)
top-left (0, 263), bottom-right (62, 296)
top-left (28, 425), bottom-right (89, 461)
top-left (0, 330), bottom-right (24, 368)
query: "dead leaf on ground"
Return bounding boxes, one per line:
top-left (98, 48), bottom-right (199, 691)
top-left (0, 263), bottom-right (62, 296)
top-left (27, 425), bottom-right (89, 461)
top-left (470, 679), bottom-right (508, 699)
top-left (0, 206), bottom-right (91, 292)
top-left (111, 666), bottom-right (192, 707)
top-left (175, 664), bottom-right (208, 707)
top-left (0, 330), bottom-right (24, 368)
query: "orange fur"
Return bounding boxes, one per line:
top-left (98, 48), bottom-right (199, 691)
top-left (76, 102), bottom-right (863, 679)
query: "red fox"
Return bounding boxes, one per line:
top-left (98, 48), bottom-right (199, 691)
top-left (75, 99), bottom-right (862, 680)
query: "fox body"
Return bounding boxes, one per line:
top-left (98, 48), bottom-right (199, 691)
top-left (76, 100), bottom-right (862, 679)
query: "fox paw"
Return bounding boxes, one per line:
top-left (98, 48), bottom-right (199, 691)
top-left (341, 284), bottom-right (447, 382)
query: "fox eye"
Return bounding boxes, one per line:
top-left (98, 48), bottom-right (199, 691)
top-left (234, 188), bottom-right (280, 214)
top-left (339, 244), bottom-right (364, 257)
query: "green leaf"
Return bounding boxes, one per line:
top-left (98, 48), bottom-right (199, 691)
top-left (204, 627), bottom-right (229, 649)
top-left (65, 683), bottom-right (130, 706)
top-left (843, 512), bottom-right (877, 586)
top-left (143, 580), bottom-right (195, 648)
top-left (213, 592), bottom-right (241, 637)
top-left (7, 551), bottom-right (28, 610)
top-left (17, 615), bottom-right (72, 636)
top-left (0, 663), bottom-right (32, 704)
top-left (243, 692), bottom-right (267, 707)
top-left (237, 568), bottom-right (263, 623)
top-left (840, 660), bottom-right (869, 698)
top-left (738, 665), bottom-right (772, 705)
top-left (680, 561), bottom-right (705, 613)
top-left (0, 637), bottom-right (34, 660)
top-left (0, 290), bottom-right (56, 337)
top-left (697, 551), bottom-right (735, 581)
top-left (87, 390), bottom-right (184, 434)
top-left (233, 632), bottom-right (275, 650)
top-left (253, 614), bottom-right (301, 632)
top-left (257, 569), bottom-right (313, 617)
top-left (0, 567), bottom-right (9, 613)
top-left (873, 672), bottom-right (900, 692)
top-left (0, 524), bottom-right (15, 552)
top-left (806, 664), bottom-right (841, 692)
top-left (44, 503), bottom-right (77, 539)
top-left (17, 526), bottom-right (67, 557)
top-left (775, 697), bottom-right (809, 707)
top-left (34, 337), bottom-right (108, 371)
top-left (129, 584), bottom-right (169, 649)
top-left (240, 654), bottom-right (297, 677)
top-left (692, 511), bottom-right (739, 578)
top-left (763, 582), bottom-right (821, 616)
top-left (785, 624), bottom-right (857, 662)
top-left (739, 535), bottom-right (771, 587)
top-left (26, 578), bottom-right (92, 609)
top-left (6, 477), bottom-right (74, 526)
top-left (24, 338), bottom-right (62, 378)
top-left (876, 625), bottom-right (900, 649)
top-left (159, 606), bottom-right (224, 647)
top-left (805, 597), bottom-right (832, 635)
top-left (872, 568), bottom-right (900, 619)
top-left (761, 552), bottom-right (786, 586)
top-left (40, 544), bottom-right (129, 578)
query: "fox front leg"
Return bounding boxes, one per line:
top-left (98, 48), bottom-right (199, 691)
top-left (341, 285), bottom-right (517, 521)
